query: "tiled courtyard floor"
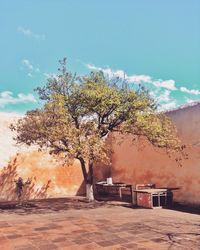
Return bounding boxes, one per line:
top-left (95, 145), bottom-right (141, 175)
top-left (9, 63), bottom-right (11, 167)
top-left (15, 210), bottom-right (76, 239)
top-left (0, 198), bottom-right (199, 250)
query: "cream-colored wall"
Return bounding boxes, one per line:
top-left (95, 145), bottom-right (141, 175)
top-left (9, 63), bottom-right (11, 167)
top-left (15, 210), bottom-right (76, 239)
top-left (111, 103), bottom-right (200, 204)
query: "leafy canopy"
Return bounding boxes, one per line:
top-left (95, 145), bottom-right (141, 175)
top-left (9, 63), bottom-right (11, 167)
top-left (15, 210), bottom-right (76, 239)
top-left (11, 59), bottom-right (183, 168)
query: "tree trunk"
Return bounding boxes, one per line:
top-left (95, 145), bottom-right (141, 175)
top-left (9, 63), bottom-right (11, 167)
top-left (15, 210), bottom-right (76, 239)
top-left (78, 157), bottom-right (95, 201)
top-left (86, 160), bottom-right (94, 201)
top-left (86, 183), bottom-right (94, 201)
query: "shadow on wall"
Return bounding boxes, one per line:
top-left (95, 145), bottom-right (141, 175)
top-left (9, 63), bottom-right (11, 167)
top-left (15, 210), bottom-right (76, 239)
top-left (94, 162), bottom-right (112, 183)
top-left (75, 181), bottom-right (85, 196)
top-left (0, 156), bottom-right (51, 201)
top-left (75, 162), bottom-right (112, 196)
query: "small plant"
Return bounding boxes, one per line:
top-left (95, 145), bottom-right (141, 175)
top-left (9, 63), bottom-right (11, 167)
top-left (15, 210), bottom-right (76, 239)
top-left (15, 177), bottom-right (31, 205)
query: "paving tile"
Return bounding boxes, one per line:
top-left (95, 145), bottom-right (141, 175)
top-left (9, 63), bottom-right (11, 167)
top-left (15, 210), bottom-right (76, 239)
top-left (34, 227), bottom-right (50, 231)
top-left (30, 239), bottom-right (52, 246)
top-left (72, 238), bottom-right (91, 245)
top-left (7, 234), bottom-right (23, 239)
top-left (0, 222), bottom-right (11, 227)
top-left (54, 240), bottom-right (76, 248)
top-left (13, 244), bottom-right (38, 250)
top-left (0, 198), bottom-right (200, 250)
top-left (114, 247), bottom-right (127, 250)
top-left (122, 242), bottom-right (139, 248)
top-left (96, 240), bottom-right (119, 247)
top-left (0, 236), bottom-right (8, 241)
top-left (52, 236), bottom-right (67, 243)
top-left (38, 243), bottom-right (58, 250)
top-left (112, 238), bottom-right (127, 244)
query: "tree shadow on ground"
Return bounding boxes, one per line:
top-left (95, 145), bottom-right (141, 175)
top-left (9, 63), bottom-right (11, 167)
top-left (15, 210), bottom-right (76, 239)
top-left (0, 156), bottom-right (51, 202)
top-left (96, 194), bottom-right (200, 214)
top-left (0, 197), bottom-right (108, 215)
top-left (165, 202), bottom-right (200, 215)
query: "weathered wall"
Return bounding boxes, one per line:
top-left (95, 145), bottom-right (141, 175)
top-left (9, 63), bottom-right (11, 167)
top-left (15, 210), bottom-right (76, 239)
top-left (0, 113), bottom-right (23, 166)
top-left (0, 113), bottom-right (85, 200)
top-left (111, 103), bottom-right (200, 204)
top-left (1, 103), bottom-right (200, 204)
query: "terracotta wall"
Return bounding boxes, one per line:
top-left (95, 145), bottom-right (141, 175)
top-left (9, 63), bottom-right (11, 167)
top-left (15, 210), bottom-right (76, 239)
top-left (0, 113), bottom-right (85, 200)
top-left (1, 103), bottom-right (200, 203)
top-left (111, 103), bottom-right (200, 204)
top-left (0, 152), bottom-right (85, 201)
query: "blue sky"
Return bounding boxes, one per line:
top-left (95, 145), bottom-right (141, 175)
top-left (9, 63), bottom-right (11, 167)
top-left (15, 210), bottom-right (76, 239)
top-left (0, 0), bottom-right (200, 113)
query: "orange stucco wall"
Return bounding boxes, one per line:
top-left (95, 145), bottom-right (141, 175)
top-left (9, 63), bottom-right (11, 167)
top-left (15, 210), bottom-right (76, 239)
top-left (111, 103), bottom-right (200, 204)
top-left (0, 113), bottom-right (85, 200)
top-left (0, 152), bottom-right (85, 201)
top-left (0, 103), bottom-right (200, 204)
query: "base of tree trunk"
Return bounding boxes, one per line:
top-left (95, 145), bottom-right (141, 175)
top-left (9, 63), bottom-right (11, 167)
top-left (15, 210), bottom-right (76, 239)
top-left (86, 183), bottom-right (94, 201)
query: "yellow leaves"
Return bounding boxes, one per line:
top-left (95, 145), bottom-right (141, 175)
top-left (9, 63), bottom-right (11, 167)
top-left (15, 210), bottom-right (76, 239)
top-left (132, 112), bottom-right (181, 151)
top-left (12, 59), bottom-right (183, 166)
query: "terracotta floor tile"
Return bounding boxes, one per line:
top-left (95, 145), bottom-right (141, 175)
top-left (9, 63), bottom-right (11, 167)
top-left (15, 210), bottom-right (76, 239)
top-left (0, 198), bottom-right (199, 250)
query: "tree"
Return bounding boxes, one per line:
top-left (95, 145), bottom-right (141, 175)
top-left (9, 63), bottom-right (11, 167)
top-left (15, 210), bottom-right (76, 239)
top-left (11, 58), bottom-right (185, 201)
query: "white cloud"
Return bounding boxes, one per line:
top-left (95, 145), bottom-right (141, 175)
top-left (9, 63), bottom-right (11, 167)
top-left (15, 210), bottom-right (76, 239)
top-left (85, 64), bottom-right (200, 111)
top-left (87, 64), bottom-right (125, 79)
top-left (0, 91), bottom-right (37, 107)
top-left (86, 64), bottom-right (101, 71)
top-left (86, 64), bottom-right (177, 90)
top-left (87, 64), bottom-right (151, 84)
top-left (150, 89), bottom-right (177, 111)
top-left (127, 75), bottom-right (152, 84)
top-left (156, 90), bottom-right (171, 103)
top-left (158, 101), bottom-right (177, 111)
top-left (22, 59), bottom-right (40, 77)
top-left (22, 59), bottom-right (33, 70)
top-left (43, 72), bottom-right (58, 79)
top-left (153, 80), bottom-right (177, 90)
top-left (186, 98), bottom-right (195, 104)
top-left (180, 87), bottom-right (200, 95)
top-left (35, 67), bottom-right (40, 73)
top-left (18, 26), bottom-right (45, 40)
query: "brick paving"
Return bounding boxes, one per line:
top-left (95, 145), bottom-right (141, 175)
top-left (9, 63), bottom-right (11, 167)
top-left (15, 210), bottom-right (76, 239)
top-left (0, 198), bottom-right (199, 249)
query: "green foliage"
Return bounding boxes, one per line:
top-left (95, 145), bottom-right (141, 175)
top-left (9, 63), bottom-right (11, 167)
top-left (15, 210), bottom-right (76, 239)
top-left (11, 58), bottom-right (184, 182)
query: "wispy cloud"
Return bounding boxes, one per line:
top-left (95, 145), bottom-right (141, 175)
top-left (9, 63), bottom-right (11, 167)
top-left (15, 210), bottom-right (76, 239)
top-left (0, 91), bottom-right (37, 107)
top-left (21, 59), bottom-right (40, 77)
top-left (86, 64), bottom-right (177, 90)
top-left (22, 59), bottom-right (34, 70)
top-left (86, 64), bottom-right (182, 111)
top-left (150, 89), bottom-right (177, 111)
top-left (152, 80), bottom-right (176, 91)
top-left (17, 26), bottom-right (45, 41)
top-left (85, 63), bottom-right (200, 111)
top-left (180, 87), bottom-right (200, 95)
top-left (156, 90), bottom-right (171, 103)
top-left (186, 98), bottom-right (196, 104)
top-left (158, 101), bottom-right (177, 111)
top-left (43, 72), bottom-right (58, 79)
